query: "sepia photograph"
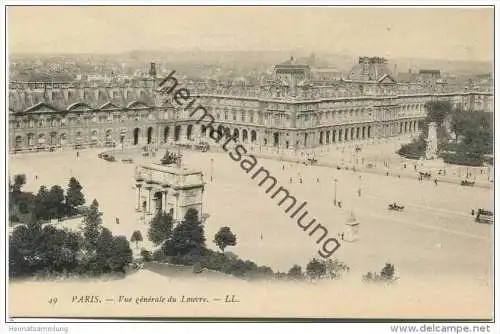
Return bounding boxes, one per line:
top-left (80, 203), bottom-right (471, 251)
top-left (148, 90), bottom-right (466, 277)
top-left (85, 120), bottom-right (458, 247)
top-left (3, 3), bottom-right (496, 325)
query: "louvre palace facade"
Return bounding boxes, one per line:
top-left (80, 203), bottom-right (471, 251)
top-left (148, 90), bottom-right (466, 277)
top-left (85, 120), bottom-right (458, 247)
top-left (8, 57), bottom-right (493, 154)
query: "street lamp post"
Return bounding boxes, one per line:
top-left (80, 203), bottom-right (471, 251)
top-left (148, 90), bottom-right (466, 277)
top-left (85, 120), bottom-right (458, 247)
top-left (358, 175), bottom-right (362, 197)
top-left (334, 178), bottom-right (338, 206)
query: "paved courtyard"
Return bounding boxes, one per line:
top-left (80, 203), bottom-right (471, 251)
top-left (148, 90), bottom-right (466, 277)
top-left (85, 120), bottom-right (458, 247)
top-left (9, 147), bottom-right (493, 276)
top-left (8, 147), bottom-right (494, 318)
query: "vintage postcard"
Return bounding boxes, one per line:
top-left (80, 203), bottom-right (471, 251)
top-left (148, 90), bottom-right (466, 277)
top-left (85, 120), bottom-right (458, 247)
top-left (5, 4), bottom-right (495, 322)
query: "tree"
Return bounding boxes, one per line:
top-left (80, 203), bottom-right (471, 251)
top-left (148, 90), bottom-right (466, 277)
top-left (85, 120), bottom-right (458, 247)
top-left (164, 209), bottom-right (206, 257)
top-left (66, 177), bottom-right (85, 210)
top-left (424, 100), bottom-right (452, 126)
top-left (9, 221), bottom-right (83, 277)
top-left (33, 186), bottom-right (49, 220)
top-left (12, 174), bottom-right (26, 193)
top-left (306, 258), bottom-right (326, 279)
top-left (106, 236), bottom-right (133, 274)
top-left (47, 185), bottom-right (65, 219)
top-left (82, 199), bottom-right (102, 253)
top-left (287, 264), bottom-right (303, 280)
top-left (130, 230), bottom-right (143, 249)
top-left (213, 226), bottom-right (237, 252)
top-left (148, 211), bottom-right (173, 246)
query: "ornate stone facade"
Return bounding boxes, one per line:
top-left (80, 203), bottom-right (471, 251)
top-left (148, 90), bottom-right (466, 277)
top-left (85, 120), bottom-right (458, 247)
top-left (8, 59), bottom-right (493, 154)
top-left (134, 163), bottom-right (204, 221)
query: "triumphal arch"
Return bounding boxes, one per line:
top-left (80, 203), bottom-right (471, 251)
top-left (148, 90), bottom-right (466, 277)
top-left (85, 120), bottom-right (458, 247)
top-left (134, 163), bottom-right (205, 221)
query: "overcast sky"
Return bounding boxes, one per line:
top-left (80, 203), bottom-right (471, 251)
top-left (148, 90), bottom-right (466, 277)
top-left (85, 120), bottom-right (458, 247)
top-left (7, 6), bottom-right (494, 61)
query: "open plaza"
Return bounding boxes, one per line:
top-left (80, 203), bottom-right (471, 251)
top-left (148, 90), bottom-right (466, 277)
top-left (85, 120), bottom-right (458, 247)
top-left (8, 140), bottom-right (494, 317)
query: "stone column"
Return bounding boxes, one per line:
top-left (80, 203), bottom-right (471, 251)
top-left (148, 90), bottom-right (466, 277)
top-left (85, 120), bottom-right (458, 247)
top-left (174, 192), bottom-right (180, 221)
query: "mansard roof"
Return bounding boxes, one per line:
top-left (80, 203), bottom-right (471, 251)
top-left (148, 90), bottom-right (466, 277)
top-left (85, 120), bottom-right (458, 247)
top-left (24, 102), bottom-right (59, 113)
top-left (8, 84), bottom-right (156, 113)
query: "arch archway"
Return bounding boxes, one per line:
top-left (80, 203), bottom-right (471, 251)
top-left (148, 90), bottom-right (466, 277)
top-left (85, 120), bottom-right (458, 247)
top-left (217, 125), bottom-right (224, 139)
top-left (224, 127), bottom-right (231, 139)
top-left (242, 129), bottom-right (248, 142)
top-left (201, 125), bottom-right (207, 137)
top-left (38, 133), bottom-right (46, 146)
top-left (147, 126), bottom-right (153, 144)
top-left (319, 131), bottom-right (324, 145)
top-left (304, 133), bottom-right (308, 147)
top-left (186, 124), bottom-right (193, 140)
top-left (27, 133), bottom-right (34, 147)
top-left (133, 128), bottom-right (140, 145)
top-left (153, 191), bottom-right (163, 213)
top-left (15, 135), bottom-right (23, 149)
top-left (273, 132), bottom-right (279, 147)
top-left (49, 132), bottom-right (58, 146)
top-left (233, 128), bottom-right (240, 141)
top-left (60, 133), bottom-right (68, 146)
top-left (251, 130), bottom-right (257, 143)
top-left (174, 125), bottom-right (181, 141)
top-left (105, 129), bottom-right (113, 144)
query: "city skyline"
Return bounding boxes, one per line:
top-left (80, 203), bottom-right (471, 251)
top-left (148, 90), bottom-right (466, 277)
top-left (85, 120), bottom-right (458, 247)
top-left (8, 6), bottom-right (494, 62)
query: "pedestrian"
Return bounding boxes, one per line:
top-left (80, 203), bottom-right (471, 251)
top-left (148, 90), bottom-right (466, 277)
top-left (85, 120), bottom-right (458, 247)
top-left (76, 151), bottom-right (79, 158)
top-left (317, 177), bottom-right (319, 183)
top-left (289, 177), bottom-right (292, 184)
top-left (434, 179), bottom-right (438, 186)
top-left (260, 233), bottom-right (263, 240)
top-left (35, 175), bottom-right (38, 180)
top-left (341, 233), bottom-right (344, 241)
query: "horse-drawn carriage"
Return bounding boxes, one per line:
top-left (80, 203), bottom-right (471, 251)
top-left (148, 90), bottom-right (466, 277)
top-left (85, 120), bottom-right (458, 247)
top-left (305, 157), bottom-right (318, 166)
top-left (388, 203), bottom-right (405, 211)
top-left (461, 180), bottom-right (475, 187)
top-left (474, 209), bottom-right (493, 224)
top-left (193, 141), bottom-right (210, 152)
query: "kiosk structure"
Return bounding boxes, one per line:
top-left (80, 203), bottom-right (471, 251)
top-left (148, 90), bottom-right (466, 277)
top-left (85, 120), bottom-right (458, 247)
top-left (134, 163), bottom-right (205, 222)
